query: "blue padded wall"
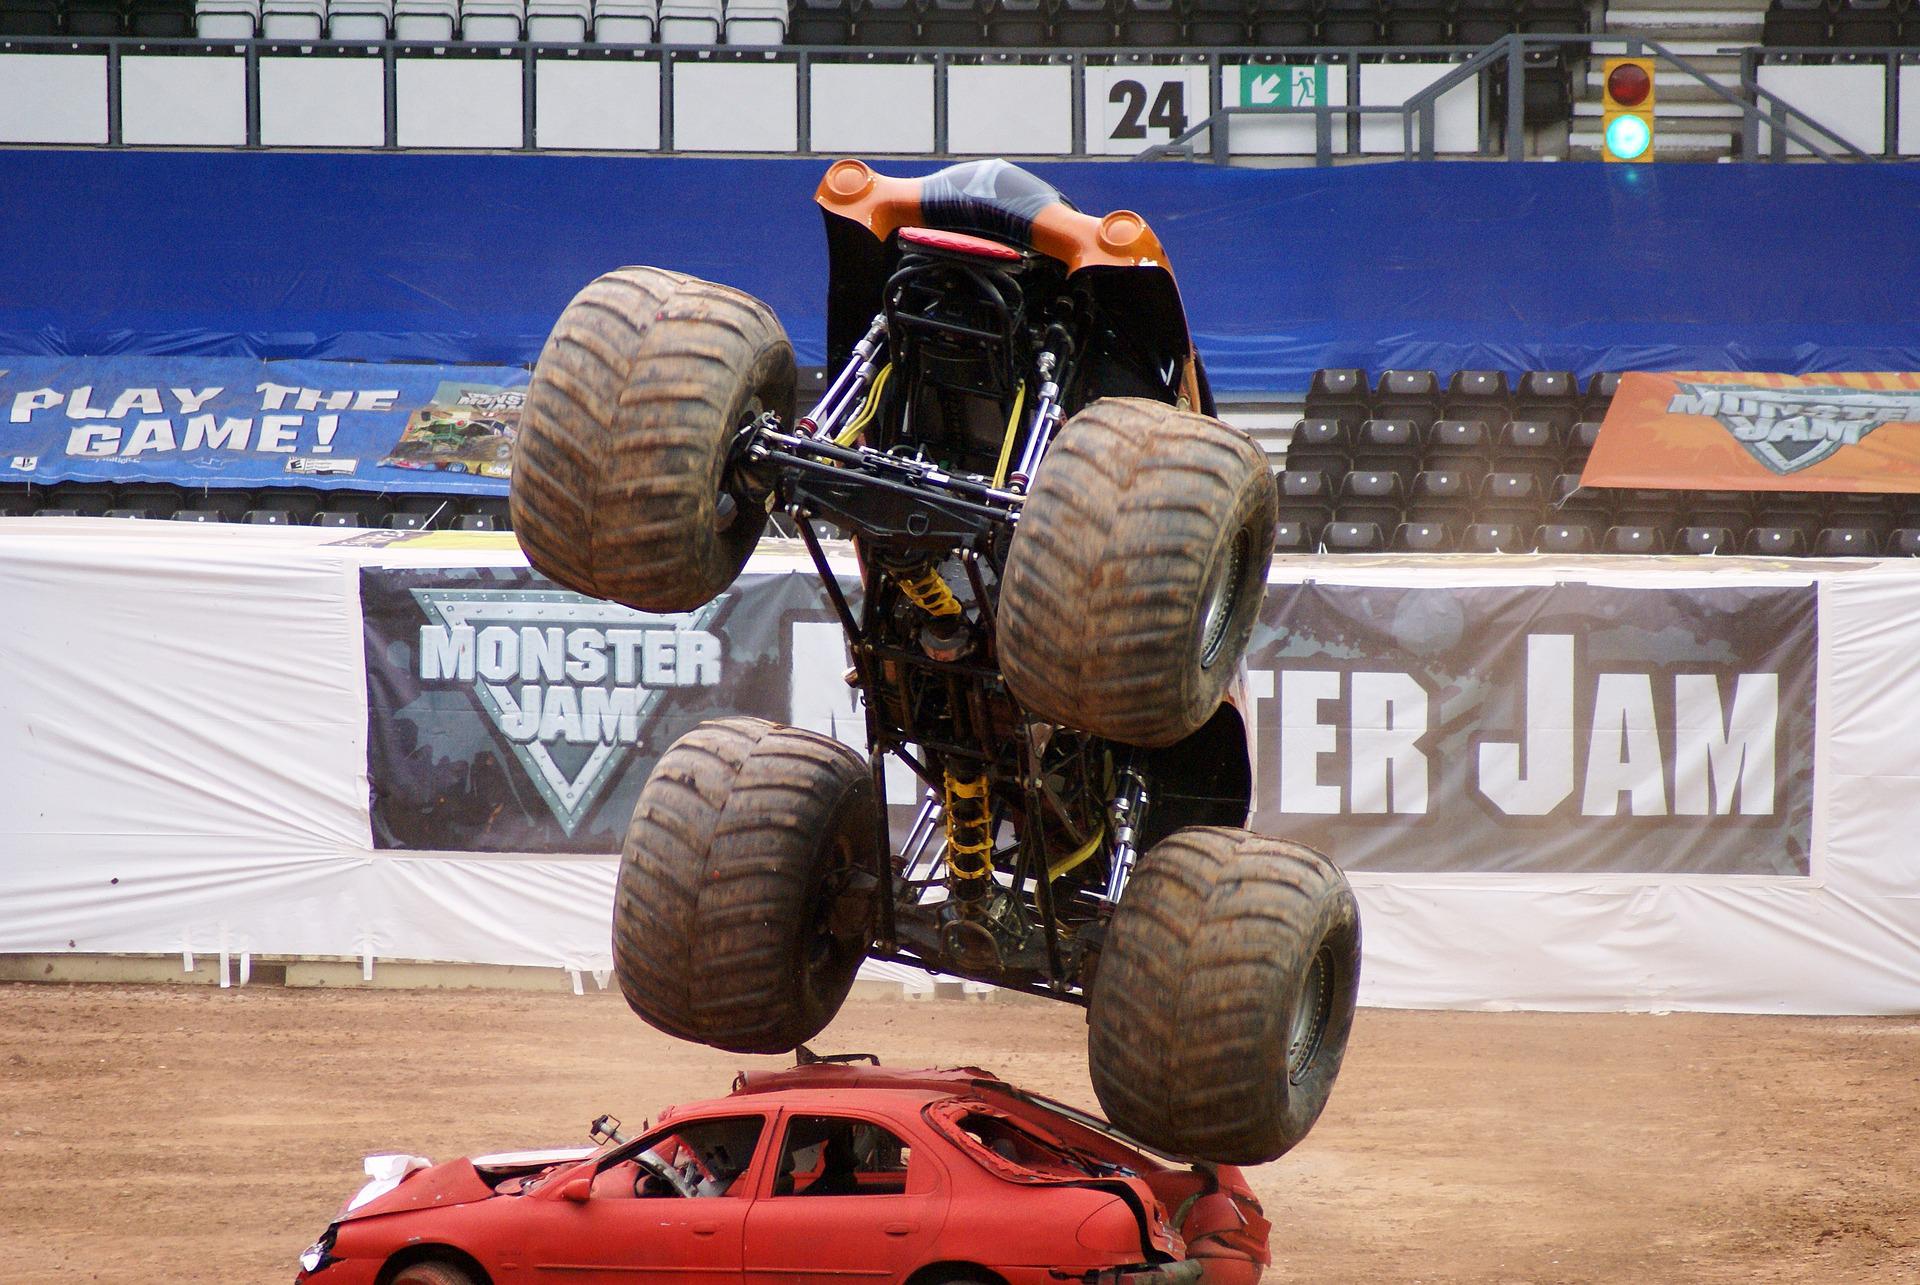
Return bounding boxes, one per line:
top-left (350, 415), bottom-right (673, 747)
top-left (2, 152), bottom-right (1916, 392)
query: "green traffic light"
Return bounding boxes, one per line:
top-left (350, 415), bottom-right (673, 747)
top-left (1605, 113), bottom-right (1652, 161)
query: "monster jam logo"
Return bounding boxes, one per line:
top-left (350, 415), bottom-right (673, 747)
top-left (1668, 382), bottom-right (1920, 474)
top-left (412, 587), bottom-right (723, 834)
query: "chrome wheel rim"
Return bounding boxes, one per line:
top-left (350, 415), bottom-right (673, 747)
top-left (1286, 945), bottom-right (1336, 1083)
top-left (1198, 529), bottom-right (1248, 668)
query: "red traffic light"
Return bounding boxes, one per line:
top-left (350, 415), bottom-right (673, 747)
top-left (1606, 61), bottom-right (1652, 108)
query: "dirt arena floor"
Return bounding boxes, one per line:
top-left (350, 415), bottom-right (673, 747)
top-left (2, 984), bottom-right (1917, 1284)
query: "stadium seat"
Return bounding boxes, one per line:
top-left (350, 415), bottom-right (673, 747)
top-left (1305, 368), bottom-right (1371, 425)
top-left (1462, 521), bottom-right (1526, 553)
top-left (1605, 525), bottom-right (1666, 554)
top-left (392, 0), bottom-right (457, 37)
top-left (259, 0), bottom-right (323, 33)
top-left (1566, 419), bottom-right (1603, 460)
top-left (1452, 0), bottom-right (1516, 43)
top-left (1442, 369), bottom-right (1511, 424)
top-left (1425, 419), bottom-right (1492, 474)
top-left (1611, 488), bottom-right (1683, 532)
top-left (594, 0), bottom-right (656, 39)
top-left (1052, 0), bottom-right (1113, 43)
top-left (916, 0), bottom-right (983, 42)
top-left (1383, 0), bottom-right (1448, 46)
top-left (1814, 527), bottom-right (1880, 555)
top-left (1409, 467), bottom-right (1474, 522)
top-left (49, 485), bottom-right (117, 516)
top-left (1374, 369), bottom-right (1441, 425)
top-left (454, 513), bottom-right (502, 531)
top-left (1535, 522), bottom-right (1596, 553)
top-left (853, 0), bottom-right (917, 41)
top-left (1887, 528), bottom-right (1920, 556)
top-left (246, 509), bottom-right (294, 525)
top-left (65, 0), bottom-right (126, 32)
top-left (1278, 468), bottom-right (1336, 534)
top-left (104, 508), bottom-right (151, 520)
top-left (659, 0), bottom-right (724, 36)
top-left (36, 509), bottom-right (82, 518)
top-left (985, 0), bottom-right (1048, 44)
top-left (1117, 0), bottom-right (1181, 44)
top-left (463, 0), bottom-right (526, 35)
top-left (380, 512), bottom-right (430, 531)
top-left (1352, 418), bottom-right (1421, 480)
top-left (1336, 469), bottom-right (1405, 532)
top-left (1319, 0), bottom-right (1378, 43)
top-left (1677, 525), bottom-right (1737, 555)
top-left (129, 0), bottom-right (195, 31)
top-left (1283, 418), bottom-right (1350, 478)
top-left (1493, 420), bottom-right (1560, 481)
top-left (1582, 371), bottom-right (1623, 423)
top-left (1393, 520), bottom-right (1453, 552)
top-left (1324, 520), bottom-right (1388, 552)
top-left (1512, 370), bottom-right (1580, 432)
top-left (1480, 471), bottom-right (1545, 527)
top-left (1273, 520), bottom-right (1314, 552)
top-left (315, 511), bottom-right (368, 528)
top-left (1745, 526), bottom-right (1809, 556)
top-left (331, 0), bottom-right (394, 36)
top-left (1249, 0), bottom-right (1315, 42)
top-left (1521, 0), bottom-right (1584, 34)
top-left (172, 510), bottom-right (227, 523)
top-left (196, 0), bottom-right (260, 35)
top-left (0, 0), bottom-right (60, 33)
top-left (1764, 0), bottom-right (1831, 46)
top-left (1187, 0), bottom-right (1246, 42)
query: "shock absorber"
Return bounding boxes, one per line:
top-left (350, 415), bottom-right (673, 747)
top-left (943, 770), bottom-right (994, 904)
top-left (894, 564), bottom-right (962, 617)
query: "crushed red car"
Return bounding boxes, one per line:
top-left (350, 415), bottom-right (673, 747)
top-left (296, 1061), bottom-right (1271, 1285)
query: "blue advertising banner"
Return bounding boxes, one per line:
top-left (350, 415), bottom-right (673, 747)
top-left (0, 356), bottom-right (529, 494)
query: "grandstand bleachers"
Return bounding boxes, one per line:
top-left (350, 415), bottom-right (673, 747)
top-left (1282, 367), bottom-right (1920, 556)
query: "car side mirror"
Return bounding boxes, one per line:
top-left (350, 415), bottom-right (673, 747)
top-left (562, 1177), bottom-right (593, 1203)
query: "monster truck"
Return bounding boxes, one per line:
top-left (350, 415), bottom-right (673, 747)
top-left (508, 158), bottom-right (1360, 1166)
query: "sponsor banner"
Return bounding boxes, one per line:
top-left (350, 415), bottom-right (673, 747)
top-left (1243, 582), bottom-right (1816, 875)
top-left (0, 356), bottom-right (528, 494)
top-left (360, 566), bottom-right (872, 853)
top-left (1584, 371), bottom-right (1920, 492)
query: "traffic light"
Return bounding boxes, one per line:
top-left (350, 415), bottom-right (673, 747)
top-left (1601, 58), bottom-right (1655, 162)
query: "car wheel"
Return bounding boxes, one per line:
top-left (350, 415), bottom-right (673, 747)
top-left (510, 266), bottom-right (795, 613)
top-left (1087, 827), bottom-right (1361, 1165)
top-left (389, 1260), bottom-right (479, 1285)
top-left (613, 716), bottom-right (881, 1054)
top-left (999, 397), bottom-right (1277, 748)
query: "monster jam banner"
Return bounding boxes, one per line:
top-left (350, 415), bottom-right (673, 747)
top-left (361, 566), bottom-right (864, 853)
top-left (1241, 581), bottom-right (1815, 876)
top-left (1584, 372), bottom-right (1920, 492)
top-left (0, 356), bottom-right (528, 494)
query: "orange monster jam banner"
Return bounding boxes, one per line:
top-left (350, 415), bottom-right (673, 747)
top-left (1582, 372), bottom-right (1920, 492)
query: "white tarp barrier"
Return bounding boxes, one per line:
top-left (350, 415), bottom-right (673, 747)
top-left (6, 518), bottom-right (1920, 1013)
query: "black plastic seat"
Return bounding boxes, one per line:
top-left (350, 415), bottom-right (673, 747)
top-left (1745, 526), bottom-right (1809, 556)
top-left (1452, 0), bottom-right (1517, 43)
top-left (1409, 468), bottom-right (1475, 522)
top-left (792, 0), bottom-right (857, 41)
top-left (1480, 471), bottom-right (1545, 530)
top-left (1425, 419), bottom-right (1492, 480)
top-left (1319, 0), bottom-right (1379, 43)
top-left (1521, 0), bottom-right (1586, 34)
top-left (1305, 368), bottom-right (1372, 425)
top-left (1462, 522), bottom-right (1526, 553)
top-left (1336, 469), bottom-right (1405, 531)
top-left (1535, 522), bottom-right (1597, 553)
top-left (1887, 528), bottom-right (1920, 555)
top-left (1284, 418), bottom-right (1351, 479)
top-left (1382, 0), bottom-right (1449, 45)
top-left (1248, 0), bottom-right (1315, 42)
top-left (1352, 418), bottom-right (1422, 482)
top-left (922, 0), bottom-right (989, 41)
top-left (1393, 520), bottom-right (1453, 552)
top-left (104, 508), bottom-right (150, 519)
top-left (381, 512), bottom-right (430, 531)
top-left (1493, 420), bottom-right (1561, 482)
top-left (1565, 419), bottom-right (1604, 463)
top-left (314, 511), bottom-right (364, 528)
top-left (1277, 470), bottom-right (1334, 537)
top-left (1052, 0), bottom-right (1114, 42)
top-left (1273, 519), bottom-right (1316, 552)
top-left (171, 510), bottom-right (225, 523)
top-left (245, 509), bottom-right (294, 525)
top-left (1442, 369), bottom-right (1511, 425)
top-left (1373, 369), bottom-right (1441, 426)
top-left (1187, 0), bottom-right (1245, 41)
top-left (1813, 527), bottom-right (1879, 556)
top-left (1512, 370), bottom-right (1580, 432)
top-left (1582, 372), bottom-right (1623, 424)
top-left (1605, 525), bottom-right (1666, 555)
top-left (127, 0), bottom-right (194, 34)
top-left (1117, 0), bottom-right (1182, 43)
top-left (1612, 489), bottom-right (1685, 532)
top-left (855, 0), bottom-right (921, 43)
top-left (36, 508), bottom-right (81, 518)
top-left (1677, 526), bottom-right (1737, 555)
top-left (1764, 0), bottom-right (1832, 46)
top-left (65, 0), bottom-right (126, 32)
top-left (454, 513), bottom-right (501, 531)
top-left (1548, 472), bottom-right (1611, 527)
top-left (1324, 520), bottom-right (1387, 552)
top-left (0, 0), bottom-right (60, 34)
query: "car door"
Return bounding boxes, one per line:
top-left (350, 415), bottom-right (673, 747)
top-left (518, 1112), bottom-right (768, 1285)
top-left (741, 1110), bottom-right (947, 1285)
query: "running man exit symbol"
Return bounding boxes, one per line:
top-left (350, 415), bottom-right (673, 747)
top-left (1239, 64), bottom-right (1329, 107)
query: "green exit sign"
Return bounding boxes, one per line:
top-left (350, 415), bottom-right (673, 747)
top-left (1240, 64), bottom-right (1330, 108)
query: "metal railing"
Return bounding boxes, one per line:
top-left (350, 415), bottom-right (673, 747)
top-left (1142, 32), bottom-right (1876, 163)
top-left (1740, 46), bottom-right (1913, 160)
top-left (0, 32), bottom-right (1891, 161)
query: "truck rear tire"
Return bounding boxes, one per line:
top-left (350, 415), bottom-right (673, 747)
top-left (1087, 827), bottom-right (1360, 1165)
top-left (612, 717), bottom-right (879, 1054)
top-left (998, 397), bottom-right (1276, 748)
top-left (511, 266), bottom-right (795, 613)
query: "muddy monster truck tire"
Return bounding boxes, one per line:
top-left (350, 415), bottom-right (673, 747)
top-left (998, 397), bottom-right (1277, 748)
top-left (389, 1262), bottom-right (478, 1285)
top-left (1087, 827), bottom-right (1360, 1165)
top-left (612, 717), bottom-right (880, 1054)
top-left (511, 266), bottom-right (796, 613)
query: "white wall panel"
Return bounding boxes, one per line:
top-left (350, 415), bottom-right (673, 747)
top-left (535, 58), bottom-right (660, 152)
top-left (122, 56), bottom-right (246, 147)
top-left (0, 54), bottom-right (107, 145)
top-left (672, 61), bottom-right (797, 152)
top-left (1358, 62), bottom-right (1479, 155)
top-left (1081, 64), bottom-right (1209, 157)
top-left (261, 58), bottom-right (386, 148)
top-left (1756, 65), bottom-right (1885, 157)
top-left (810, 63), bottom-right (933, 155)
top-left (1902, 65), bottom-right (1920, 155)
top-left (946, 64), bottom-right (1071, 155)
top-left (397, 59), bottom-right (524, 149)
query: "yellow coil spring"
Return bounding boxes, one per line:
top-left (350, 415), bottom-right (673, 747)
top-left (896, 565), bottom-right (962, 617)
top-left (944, 771), bottom-right (994, 885)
